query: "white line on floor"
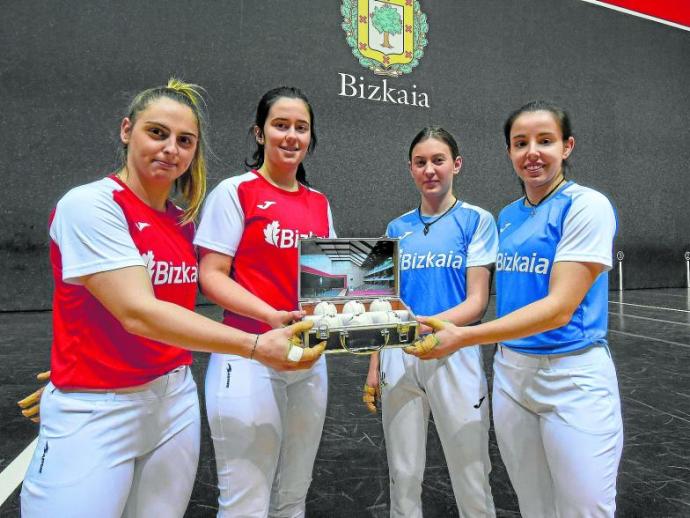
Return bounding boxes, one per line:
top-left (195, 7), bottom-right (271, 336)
top-left (609, 329), bottom-right (690, 349)
top-left (609, 301), bottom-right (690, 313)
top-left (622, 395), bottom-right (690, 425)
top-left (608, 312), bottom-right (690, 327)
top-left (0, 437), bottom-right (36, 506)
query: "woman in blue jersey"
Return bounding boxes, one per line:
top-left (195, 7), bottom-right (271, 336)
top-left (364, 127), bottom-right (497, 517)
top-left (407, 102), bottom-right (623, 517)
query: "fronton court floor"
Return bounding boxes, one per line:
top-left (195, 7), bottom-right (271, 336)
top-left (2, 288), bottom-right (689, 517)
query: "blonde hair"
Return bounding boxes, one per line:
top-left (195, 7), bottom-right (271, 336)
top-left (123, 78), bottom-right (209, 224)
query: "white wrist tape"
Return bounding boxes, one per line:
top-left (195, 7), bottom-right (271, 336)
top-left (287, 345), bottom-right (304, 362)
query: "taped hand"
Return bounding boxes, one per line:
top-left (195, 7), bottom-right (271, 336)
top-left (404, 317), bottom-right (448, 358)
top-left (17, 370), bottom-right (50, 423)
top-left (362, 384), bottom-right (380, 414)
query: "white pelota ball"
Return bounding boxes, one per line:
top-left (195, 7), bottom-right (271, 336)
top-left (339, 313), bottom-right (356, 326)
top-left (322, 315), bottom-right (342, 328)
top-left (369, 311), bottom-right (391, 324)
top-left (386, 311), bottom-right (402, 322)
top-left (369, 298), bottom-right (392, 312)
top-left (394, 310), bottom-right (410, 322)
top-left (314, 301), bottom-right (337, 317)
top-left (342, 300), bottom-right (365, 315)
top-left (349, 313), bottom-right (372, 326)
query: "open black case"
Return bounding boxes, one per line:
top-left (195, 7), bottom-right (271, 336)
top-left (298, 238), bottom-right (419, 354)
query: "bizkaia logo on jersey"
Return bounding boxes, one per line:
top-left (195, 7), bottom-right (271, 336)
top-left (141, 251), bottom-right (198, 285)
top-left (400, 249), bottom-right (464, 271)
top-left (263, 221), bottom-right (315, 249)
top-left (496, 252), bottom-right (550, 275)
top-left (339, 0), bottom-right (430, 108)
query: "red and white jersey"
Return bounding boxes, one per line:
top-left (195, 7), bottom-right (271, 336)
top-left (49, 175), bottom-right (195, 389)
top-left (195, 170), bottom-right (335, 333)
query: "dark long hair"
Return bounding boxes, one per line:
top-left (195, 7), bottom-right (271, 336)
top-left (245, 86), bottom-right (317, 186)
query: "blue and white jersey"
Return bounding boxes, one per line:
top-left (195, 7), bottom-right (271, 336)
top-left (496, 182), bottom-right (616, 354)
top-left (387, 201), bottom-right (498, 317)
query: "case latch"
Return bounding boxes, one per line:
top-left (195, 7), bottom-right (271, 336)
top-left (397, 324), bottom-right (411, 343)
top-left (316, 321), bottom-right (330, 340)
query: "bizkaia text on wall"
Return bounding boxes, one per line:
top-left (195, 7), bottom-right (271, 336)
top-left (337, 73), bottom-right (430, 108)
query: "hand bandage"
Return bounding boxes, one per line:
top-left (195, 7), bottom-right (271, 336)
top-left (404, 333), bottom-right (440, 355)
top-left (362, 384), bottom-right (379, 414)
top-left (403, 317), bottom-right (447, 356)
top-left (17, 370), bottom-right (50, 423)
top-left (285, 330), bottom-right (326, 363)
top-left (287, 343), bottom-right (305, 362)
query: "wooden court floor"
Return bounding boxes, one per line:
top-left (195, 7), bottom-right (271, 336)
top-left (1, 288), bottom-right (689, 517)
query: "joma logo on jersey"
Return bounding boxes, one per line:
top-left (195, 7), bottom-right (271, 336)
top-left (141, 251), bottom-right (198, 285)
top-left (263, 221), bottom-right (313, 249)
top-left (496, 252), bottom-right (550, 274)
top-left (400, 251), bottom-right (464, 271)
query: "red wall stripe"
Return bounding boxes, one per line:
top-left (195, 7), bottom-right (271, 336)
top-left (597, 1), bottom-right (690, 27)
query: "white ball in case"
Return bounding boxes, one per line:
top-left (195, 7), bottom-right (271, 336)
top-left (394, 310), bottom-right (410, 322)
top-left (342, 300), bottom-right (366, 315)
top-left (369, 311), bottom-right (397, 324)
top-left (314, 301), bottom-right (337, 317)
top-left (369, 298), bottom-right (393, 312)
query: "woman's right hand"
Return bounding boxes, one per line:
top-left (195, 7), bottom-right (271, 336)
top-left (266, 309), bottom-right (305, 330)
top-left (363, 352), bottom-right (380, 414)
top-left (363, 368), bottom-right (380, 414)
top-left (253, 320), bottom-right (326, 371)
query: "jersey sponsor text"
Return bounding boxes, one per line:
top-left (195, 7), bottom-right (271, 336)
top-left (496, 251), bottom-right (550, 274)
top-left (263, 221), bottom-right (314, 249)
top-left (400, 250), bottom-right (464, 271)
top-left (141, 251), bottom-right (198, 285)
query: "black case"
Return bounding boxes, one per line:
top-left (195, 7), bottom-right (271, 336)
top-left (298, 238), bottom-right (418, 354)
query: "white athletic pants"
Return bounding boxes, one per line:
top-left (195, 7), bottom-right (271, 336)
top-left (21, 366), bottom-right (200, 518)
top-left (492, 344), bottom-right (623, 518)
top-left (380, 346), bottom-right (496, 518)
top-left (205, 353), bottom-right (328, 518)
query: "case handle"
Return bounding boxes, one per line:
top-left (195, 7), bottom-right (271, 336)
top-left (338, 328), bottom-right (390, 354)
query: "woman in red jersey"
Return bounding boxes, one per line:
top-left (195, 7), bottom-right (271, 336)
top-left (195, 86), bottom-right (335, 517)
top-left (20, 79), bottom-right (324, 518)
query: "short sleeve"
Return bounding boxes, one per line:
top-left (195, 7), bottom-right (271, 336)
top-left (554, 189), bottom-right (616, 270)
top-left (50, 182), bottom-right (143, 284)
top-left (194, 179), bottom-right (245, 256)
top-left (327, 201), bottom-right (337, 238)
top-left (466, 207), bottom-right (499, 267)
top-left (385, 220), bottom-right (397, 239)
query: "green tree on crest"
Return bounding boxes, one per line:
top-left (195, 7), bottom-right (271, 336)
top-left (372, 5), bottom-right (402, 49)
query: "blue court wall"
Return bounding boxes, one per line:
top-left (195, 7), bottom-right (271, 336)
top-left (1, 0), bottom-right (688, 310)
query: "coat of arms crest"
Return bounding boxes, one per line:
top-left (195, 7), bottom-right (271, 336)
top-left (342, 0), bottom-right (428, 77)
